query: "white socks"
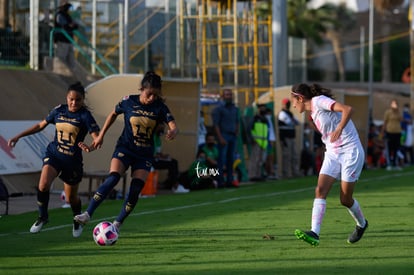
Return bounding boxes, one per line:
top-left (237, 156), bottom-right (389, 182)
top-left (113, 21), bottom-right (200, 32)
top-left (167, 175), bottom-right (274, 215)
top-left (311, 198), bottom-right (326, 235)
top-left (310, 198), bottom-right (366, 236)
top-left (347, 199), bottom-right (366, 228)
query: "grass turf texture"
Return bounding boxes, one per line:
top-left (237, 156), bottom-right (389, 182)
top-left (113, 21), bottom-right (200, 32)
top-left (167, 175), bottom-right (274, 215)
top-left (1, 167), bottom-right (414, 274)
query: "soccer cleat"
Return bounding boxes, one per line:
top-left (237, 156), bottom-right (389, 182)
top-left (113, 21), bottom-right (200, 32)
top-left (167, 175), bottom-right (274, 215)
top-left (347, 219), bottom-right (368, 244)
top-left (295, 229), bottom-right (320, 247)
top-left (113, 220), bottom-right (122, 233)
top-left (30, 217), bottom-right (48, 233)
top-left (74, 211), bottom-right (90, 225)
top-left (72, 220), bottom-right (83, 238)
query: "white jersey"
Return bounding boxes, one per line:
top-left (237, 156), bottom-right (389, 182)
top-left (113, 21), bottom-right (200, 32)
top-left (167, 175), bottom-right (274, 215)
top-left (311, 95), bottom-right (361, 154)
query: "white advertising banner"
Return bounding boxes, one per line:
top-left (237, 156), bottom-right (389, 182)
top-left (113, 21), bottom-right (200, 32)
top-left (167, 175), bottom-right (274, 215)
top-left (0, 121), bottom-right (55, 175)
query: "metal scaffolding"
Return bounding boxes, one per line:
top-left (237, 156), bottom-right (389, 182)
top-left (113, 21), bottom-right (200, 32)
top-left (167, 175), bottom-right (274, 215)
top-left (180, 0), bottom-right (273, 105)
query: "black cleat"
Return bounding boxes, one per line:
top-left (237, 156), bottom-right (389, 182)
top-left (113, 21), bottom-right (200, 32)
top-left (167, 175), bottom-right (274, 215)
top-left (347, 219), bottom-right (368, 244)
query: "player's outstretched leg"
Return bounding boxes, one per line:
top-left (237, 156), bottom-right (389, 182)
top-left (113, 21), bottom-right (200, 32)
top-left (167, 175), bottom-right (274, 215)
top-left (295, 229), bottom-right (320, 247)
top-left (347, 219), bottom-right (368, 244)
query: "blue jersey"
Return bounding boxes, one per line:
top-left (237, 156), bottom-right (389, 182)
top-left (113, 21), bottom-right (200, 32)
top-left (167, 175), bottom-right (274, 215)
top-left (45, 104), bottom-right (100, 161)
top-left (114, 95), bottom-right (175, 158)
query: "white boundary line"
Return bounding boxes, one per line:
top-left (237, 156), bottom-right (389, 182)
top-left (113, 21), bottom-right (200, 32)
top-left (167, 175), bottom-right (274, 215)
top-left (2, 171), bottom-right (413, 237)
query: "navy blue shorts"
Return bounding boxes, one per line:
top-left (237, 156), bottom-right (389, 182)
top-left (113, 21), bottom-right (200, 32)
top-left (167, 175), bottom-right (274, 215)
top-left (43, 152), bottom-right (83, 185)
top-left (112, 146), bottom-right (153, 172)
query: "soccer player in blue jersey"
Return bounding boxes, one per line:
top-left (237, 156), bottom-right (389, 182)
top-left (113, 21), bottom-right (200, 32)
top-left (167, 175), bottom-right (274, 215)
top-left (75, 71), bottom-right (178, 234)
top-left (8, 82), bottom-right (100, 237)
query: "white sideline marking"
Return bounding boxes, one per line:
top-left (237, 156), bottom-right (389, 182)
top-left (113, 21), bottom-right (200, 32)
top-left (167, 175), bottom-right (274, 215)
top-left (2, 171), bottom-right (413, 237)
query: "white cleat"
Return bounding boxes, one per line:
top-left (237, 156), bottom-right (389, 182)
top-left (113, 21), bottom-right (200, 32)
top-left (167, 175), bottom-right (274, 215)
top-left (74, 211), bottom-right (90, 225)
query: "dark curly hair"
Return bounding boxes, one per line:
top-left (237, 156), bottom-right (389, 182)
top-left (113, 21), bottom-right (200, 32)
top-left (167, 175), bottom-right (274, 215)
top-left (68, 81), bottom-right (86, 98)
top-left (140, 71), bottom-right (164, 101)
top-left (291, 83), bottom-right (334, 100)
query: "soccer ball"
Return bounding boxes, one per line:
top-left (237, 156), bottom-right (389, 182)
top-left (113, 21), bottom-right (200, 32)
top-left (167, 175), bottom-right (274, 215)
top-left (93, 221), bottom-right (118, 246)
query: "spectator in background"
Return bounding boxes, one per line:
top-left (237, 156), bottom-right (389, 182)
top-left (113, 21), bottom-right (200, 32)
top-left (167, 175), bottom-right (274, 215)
top-left (153, 123), bottom-right (189, 193)
top-left (54, 1), bottom-right (78, 69)
top-left (212, 89), bottom-right (240, 188)
top-left (264, 107), bottom-right (277, 179)
top-left (198, 110), bottom-right (208, 150)
top-left (278, 98), bottom-right (301, 178)
top-left (314, 130), bottom-right (325, 171)
top-left (201, 132), bottom-right (219, 170)
top-left (300, 122), bottom-right (314, 176)
top-left (179, 149), bottom-right (217, 191)
top-left (401, 103), bottom-right (413, 165)
top-left (367, 123), bottom-right (385, 169)
top-left (382, 99), bottom-right (403, 171)
top-left (248, 104), bottom-right (268, 181)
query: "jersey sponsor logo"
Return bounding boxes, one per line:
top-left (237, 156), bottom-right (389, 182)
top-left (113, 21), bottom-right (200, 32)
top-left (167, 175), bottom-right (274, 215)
top-left (57, 115), bottom-right (81, 124)
top-left (132, 109), bottom-right (156, 117)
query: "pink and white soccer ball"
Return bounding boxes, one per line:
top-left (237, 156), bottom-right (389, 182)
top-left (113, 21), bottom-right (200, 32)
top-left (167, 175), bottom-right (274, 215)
top-left (93, 221), bottom-right (118, 246)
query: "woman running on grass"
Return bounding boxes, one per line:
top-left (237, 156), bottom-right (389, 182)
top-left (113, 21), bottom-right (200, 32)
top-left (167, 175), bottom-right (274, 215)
top-left (291, 83), bottom-right (368, 246)
top-left (74, 71), bottom-right (178, 235)
top-left (8, 82), bottom-right (100, 237)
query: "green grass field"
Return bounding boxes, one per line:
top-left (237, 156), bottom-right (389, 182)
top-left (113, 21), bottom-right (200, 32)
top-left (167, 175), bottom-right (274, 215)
top-left (1, 167), bottom-right (414, 274)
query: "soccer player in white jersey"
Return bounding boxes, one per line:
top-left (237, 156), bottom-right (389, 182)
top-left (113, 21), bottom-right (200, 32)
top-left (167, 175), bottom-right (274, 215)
top-left (291, 83), bottom-right (368, 246)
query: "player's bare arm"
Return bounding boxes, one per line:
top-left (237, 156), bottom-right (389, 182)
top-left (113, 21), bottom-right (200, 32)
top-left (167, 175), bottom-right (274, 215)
top-left (78, 131), bottom-right (100, 152)
top-left (8, 120), bottom-right (48, 147)
top-left (92, 110), bottom-right (118, 150)
top-left (330, 102), bottom-right (353, 143)
top-left (165, 120), bottom-right (178, 141)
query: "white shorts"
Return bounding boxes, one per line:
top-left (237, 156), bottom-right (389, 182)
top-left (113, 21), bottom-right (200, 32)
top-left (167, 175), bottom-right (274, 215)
top-left (319, 143), bottom-right (365, 182)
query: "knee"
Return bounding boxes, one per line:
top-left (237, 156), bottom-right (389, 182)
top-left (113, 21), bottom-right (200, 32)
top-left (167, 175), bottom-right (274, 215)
top-left (38, 183), bottom-right (50, 193)
top-left (340, 196), bottom-right (353, 208)
top-left (109, 172), bottom-right (121, 182)
top-left (130, 178), bottom-right (145, 189)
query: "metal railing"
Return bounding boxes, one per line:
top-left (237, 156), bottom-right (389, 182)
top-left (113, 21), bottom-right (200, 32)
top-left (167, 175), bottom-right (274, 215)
top-left (49, 28), bottom-right (118, 77)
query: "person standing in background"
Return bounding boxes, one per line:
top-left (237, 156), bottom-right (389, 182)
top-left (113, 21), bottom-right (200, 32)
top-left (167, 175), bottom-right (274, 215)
top-left (401, 103), bottom-right (413, 165)
top-left (264, 107), bottom-right (277, 179)
top-left (153, 123), bottom-right (189, 193)
top-left (248, 104), bottom-right (268, 181)
top-left (198, 110), bottom-right (208, 150)
top-left (278, 98), bottom-right (300, 178)
top-left (382, 99), bottom-right (403, 171)
top-left (54, 1), bottom-right (78, 69)
top-left (212, 89), bottom-right (240, 188)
